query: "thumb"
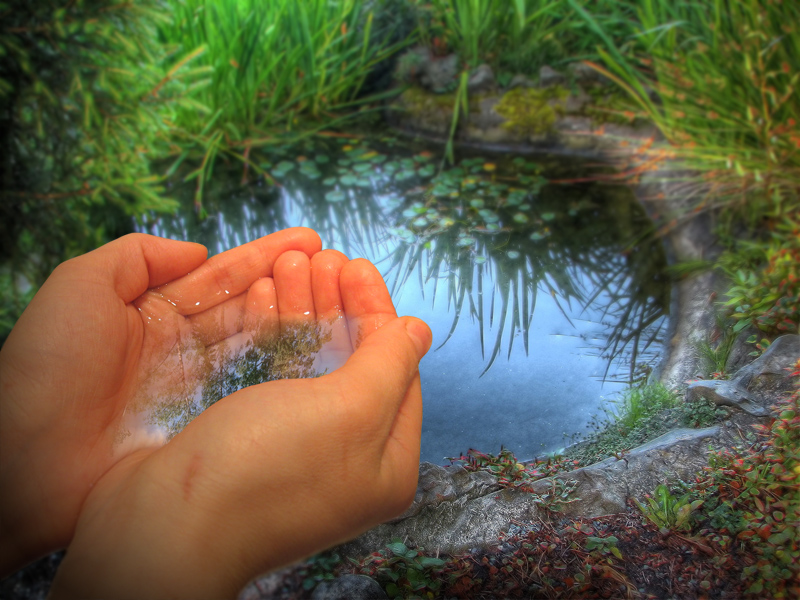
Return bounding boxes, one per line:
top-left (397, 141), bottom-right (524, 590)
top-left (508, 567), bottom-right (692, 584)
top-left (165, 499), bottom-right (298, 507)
top-left (331, 316), bottom-right (431, 406)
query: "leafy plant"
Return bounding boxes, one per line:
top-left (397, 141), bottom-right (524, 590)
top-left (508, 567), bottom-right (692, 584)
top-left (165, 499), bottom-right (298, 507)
top-left (636, 484), bottom-right (703, 531)
top-left (584, 535), bottom-right (623, 560)
top-left (722, 216), bottom-right (800, 336)
top-left (354, 540), bottom-right (447, 599)
top-left (691, 359), bottom-right (800, 597)
top-left (1, 0), bottom-right (186, 338)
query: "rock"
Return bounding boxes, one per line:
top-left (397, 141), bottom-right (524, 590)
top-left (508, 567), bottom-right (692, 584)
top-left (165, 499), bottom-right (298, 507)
top-left (419, 53), bottom-right (460, 94)
top-left (564, 86), bottom-right (591, 113)
top-left (508, 74), bottom-right (536, 89)
top-left (311, 575), bottom-right (387, 600)
top-left (567, 61), bottom-right (613, 87)
top-left (686, 379), bottom-right (768, 416)
top-left (686, 335), bottom-right (799, 416)
top-left (338, 427), bottom-right (719, 557)
top-left (467, 64), bottom-right (495, 93)
top-left (733, 334), bottom-right (800, 393)
top-left (538, 65), bottom-right (566, 87)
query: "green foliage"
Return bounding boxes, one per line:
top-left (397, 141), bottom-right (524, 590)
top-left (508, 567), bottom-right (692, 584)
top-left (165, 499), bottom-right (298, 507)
top-left (691, 361), bottom-right (800, 597)
top-left (411, 0), bottom-right (636, 76)
top-left (578, 0), bottom-right (800, 221)
top-left (721, 216), bottom-right (800, 336)
top-left (159, 0), bottom-right (407, 207)
top-left (567, 383), bottom-right (725, 467)
top-left (610, 381), bottom-right (679, 434)
top-left (636, 484), bottom-right (703, 531)
top-left (354, 540), bottom-right (447, 599)
top-left (0, 0), bottom-right (187, 339)
top-left (584, 535), bottom-right (623, 560)
top-left (299, 552), bottom-right (342, 592)
top-left (694, 314), bottom-right (737, 379)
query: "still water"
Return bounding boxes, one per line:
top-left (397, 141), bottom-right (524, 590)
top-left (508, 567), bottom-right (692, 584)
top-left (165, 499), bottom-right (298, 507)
top-left (138, 136), bottom-right (670, 464)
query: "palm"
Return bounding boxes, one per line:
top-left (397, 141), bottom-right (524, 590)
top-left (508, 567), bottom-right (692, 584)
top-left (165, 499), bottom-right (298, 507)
top-left (1, 229), bottom-right (327, 563)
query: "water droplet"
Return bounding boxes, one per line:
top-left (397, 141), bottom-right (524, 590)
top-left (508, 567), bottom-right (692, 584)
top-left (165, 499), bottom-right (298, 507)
top-left (303, 311), bottom-right (310, 315)
top-left (195, 302), bottom-right (200, 306)
top-left (225, 290), bottom-right (230, 294)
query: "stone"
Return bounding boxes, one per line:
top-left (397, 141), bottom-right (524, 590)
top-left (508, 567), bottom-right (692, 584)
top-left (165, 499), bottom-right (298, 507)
top-left (311, 575), bottom-right (387, 600)
top-left (686, 379), bottom-right (768, 416)
top-left (419, 53), bottom-right (460, 94)
top-left (567, 61), bottom-right (613, 87)
top-left (686, 335), bottom-right (799, 416)
top-left (733, 334), bottom-right (799, 393)
top-left (508, 74), bottom-right (536, 89)
top-left (467, 64), bottom-right (495, 93)
top-left (338, 427), bottom-right (720, 557)
top-left (564, 86), bottom-right (591, 114)
top-left (538, 65), bottom-right (567, 87)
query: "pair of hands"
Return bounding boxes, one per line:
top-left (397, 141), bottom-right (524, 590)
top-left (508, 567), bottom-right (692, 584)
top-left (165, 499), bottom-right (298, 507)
top-left (0, 228), bottom-right (431, 599)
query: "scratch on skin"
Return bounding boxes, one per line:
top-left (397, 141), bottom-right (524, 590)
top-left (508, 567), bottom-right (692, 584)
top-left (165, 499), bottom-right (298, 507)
top-left (183, 452), bottom-right (203, 502)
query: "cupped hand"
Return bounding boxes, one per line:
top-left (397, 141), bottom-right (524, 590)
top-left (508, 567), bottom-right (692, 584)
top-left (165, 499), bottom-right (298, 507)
top-left (1, 229), bottom-right (431, 600)
top-left (0, 229), bottom-right (320, 572)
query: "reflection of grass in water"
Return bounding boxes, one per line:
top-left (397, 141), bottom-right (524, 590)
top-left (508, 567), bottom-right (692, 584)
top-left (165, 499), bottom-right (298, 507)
top-left (148, 321), bottom-right (331, 439)
top-left (385, 157), bottom-right (669, 380)
top-left (145, 140), bottom-right (669, 381)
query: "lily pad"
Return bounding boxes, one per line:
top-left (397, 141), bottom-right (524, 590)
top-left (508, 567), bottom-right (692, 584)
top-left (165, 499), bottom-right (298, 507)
top-left (325, 190), bottom-right (346, 203)
top-left (469, 199), bottom-right (485, 209)
top-left (541, 212), bottom-right (556, 222)
top-left (507, 250), bottom-right (520, 259)
top-left (272, 160), bottom-right (295, 176)
top-left (339, 174), bottom-right (358, 186)
top-left (456, 236), bottom-right (476, 248)
top-left (513, 213), bottom-right (529, 224)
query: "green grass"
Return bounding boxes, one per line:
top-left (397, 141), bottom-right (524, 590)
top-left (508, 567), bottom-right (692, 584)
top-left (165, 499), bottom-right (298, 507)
top-left (159, 0), bottom-right (407, 209)
top-left (573, 0), bottom-right (800, 222)
top-left (565, 382), bottom-right (725, 467)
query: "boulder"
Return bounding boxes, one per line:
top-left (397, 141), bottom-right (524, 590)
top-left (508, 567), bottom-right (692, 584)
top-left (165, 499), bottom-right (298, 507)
top-left (467, 64), bottom-right (495, 93)
top-left (687, 334), bottom-right (799, 415)
top-left (538, 65), bottom-right (567, 87)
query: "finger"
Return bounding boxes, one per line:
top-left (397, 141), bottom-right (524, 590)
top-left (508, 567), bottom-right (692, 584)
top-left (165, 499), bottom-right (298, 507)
top-left (274, 251), bottom-right (315, 328)
top-left (311, 250), bottom-right (352, 371)
top-left (60, 233), bottom-right (208, 304)
top-left (243, 277), bottom-right (280, 342)
top-left (339, 258), bottom-right (398, 349)
top-left (155, 228), bottom-right (321, 316)
top-left (185, 293), bottom-right (248, 348)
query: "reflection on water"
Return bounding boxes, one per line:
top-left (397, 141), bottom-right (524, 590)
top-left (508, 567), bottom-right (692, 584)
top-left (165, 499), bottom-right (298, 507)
top-left (114, 287), bottom-right (342, 457)
top-left (139, 136), bottom-right (670, 463)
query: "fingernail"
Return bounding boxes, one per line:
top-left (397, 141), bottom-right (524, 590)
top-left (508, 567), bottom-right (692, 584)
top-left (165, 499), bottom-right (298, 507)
top-left (405, 318), bottom-right (432, 359)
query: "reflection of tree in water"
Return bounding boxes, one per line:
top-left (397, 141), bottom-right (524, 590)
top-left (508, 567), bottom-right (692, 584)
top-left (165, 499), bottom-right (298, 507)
top-left (139, 322), bottom-right (332, 441)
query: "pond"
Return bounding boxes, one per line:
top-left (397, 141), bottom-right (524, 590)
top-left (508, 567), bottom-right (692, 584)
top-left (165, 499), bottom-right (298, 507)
top-left (137, 135), bottom-right (670, 464)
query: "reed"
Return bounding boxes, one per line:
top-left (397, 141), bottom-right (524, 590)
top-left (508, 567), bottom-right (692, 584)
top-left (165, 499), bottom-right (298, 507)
top-left (160, 0), bottom-right (407, 208)
top-left (572, 0), bottom-right (800, 220)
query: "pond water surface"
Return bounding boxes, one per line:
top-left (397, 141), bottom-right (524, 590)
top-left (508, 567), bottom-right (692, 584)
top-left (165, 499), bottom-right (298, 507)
top-left (138, 136), bottom-right (670, 463)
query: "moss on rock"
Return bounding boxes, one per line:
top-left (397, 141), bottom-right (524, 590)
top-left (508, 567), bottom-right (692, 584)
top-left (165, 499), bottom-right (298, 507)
top-left (494, 86), bottom-right (569, 135)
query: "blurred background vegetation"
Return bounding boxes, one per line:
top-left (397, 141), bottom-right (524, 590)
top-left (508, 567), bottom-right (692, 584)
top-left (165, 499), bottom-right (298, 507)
top-left (1, 0), bottom-right (798, 342)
